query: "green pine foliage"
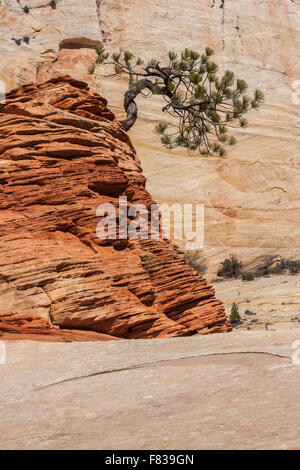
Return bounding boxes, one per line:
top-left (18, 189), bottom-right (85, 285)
top-left (89, 45), bottom-right (264, 157)
top-left (230, 302), bottom-right (241, 325)
top-left (218, 254), bottom-right (243, 279)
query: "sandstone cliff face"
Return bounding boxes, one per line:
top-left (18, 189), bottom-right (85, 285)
top-left (0, 0), bottom-right (101, 89)
top-left (0, 0), bottom-right (299, 277)
top-left (97, 0), bottom-right (300, 275)
top-left (0, 77), bottom-right (230, 340)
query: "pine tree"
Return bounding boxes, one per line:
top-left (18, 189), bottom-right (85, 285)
top-left (230, 302), bottom-right (241, 325)
top-left (89, 46), bottom-right (264, 157)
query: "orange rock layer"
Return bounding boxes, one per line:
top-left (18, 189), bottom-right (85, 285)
top-left (0, 76), bottom-right (231, 341)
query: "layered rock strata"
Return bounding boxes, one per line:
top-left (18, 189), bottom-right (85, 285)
top-left (0, 76), bottom-right (230, 340)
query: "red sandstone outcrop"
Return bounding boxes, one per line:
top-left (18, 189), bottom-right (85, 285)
top-left (0, 76), bottom-right (230, 341)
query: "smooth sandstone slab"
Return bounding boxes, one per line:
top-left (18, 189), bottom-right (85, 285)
top-left (0, 328), bottom-right (299, 449)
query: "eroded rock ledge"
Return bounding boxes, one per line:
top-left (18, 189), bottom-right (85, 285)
top-left (0, 76), bottom-right (230, 341)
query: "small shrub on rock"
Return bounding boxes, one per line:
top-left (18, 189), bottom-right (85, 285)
top-left (218, 254), bottom-right (243, 279)
top-left (241, 271), bottom-right (254, 281)
top-left (230, 302), bottom-right (241, 325)
top-left (184, 250), bottom-right (207, 275)
top-left (142, 254), bottom-right (157, 274)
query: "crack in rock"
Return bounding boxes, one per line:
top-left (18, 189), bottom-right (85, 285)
top-left (220, 0), bottom-right (225, 50)
top-left (17, 0), bottom-right (59, 13)
top-left (269, 186), bottom-right (288, 193)
top-left (235, 16), bottom-right (245, 53)
top-left (35, 351), bottom-right (291, 390)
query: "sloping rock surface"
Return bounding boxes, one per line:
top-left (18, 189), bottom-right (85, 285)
top-left (0, 76), bottom-right (230, 340)
top-left (1, 329), bottom-right (299, 449)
